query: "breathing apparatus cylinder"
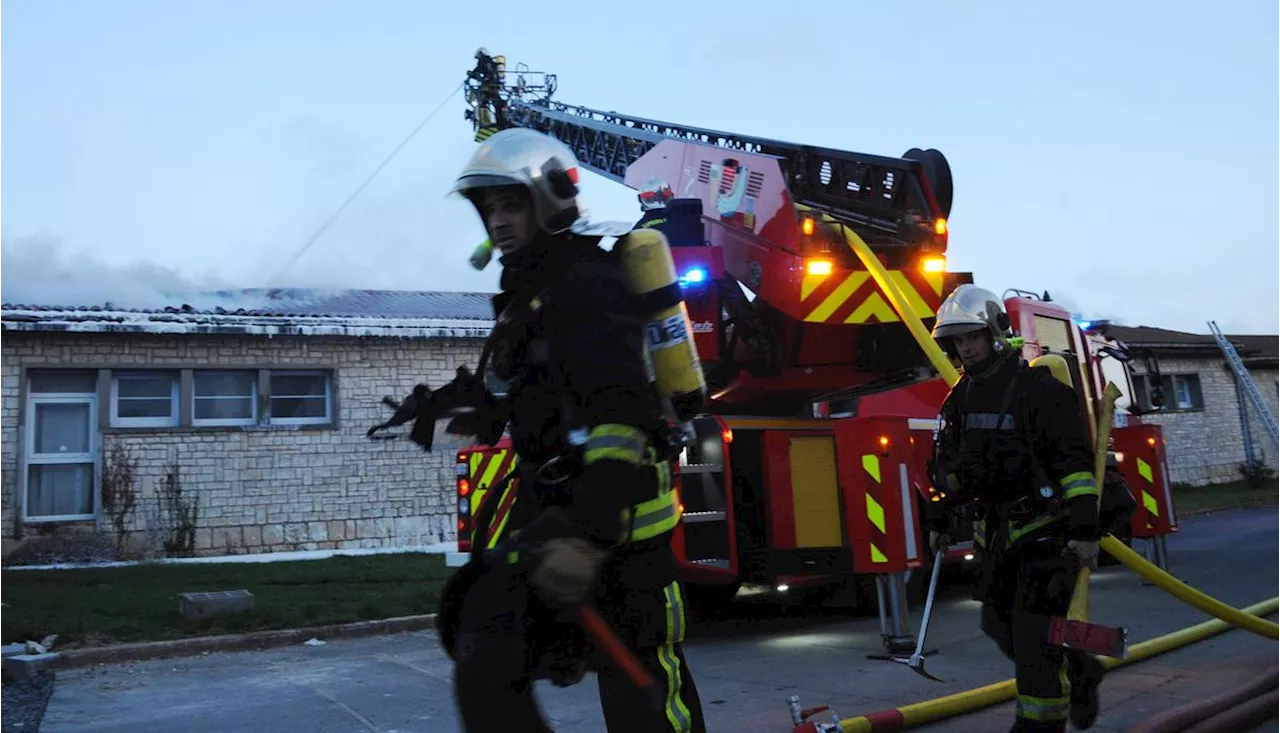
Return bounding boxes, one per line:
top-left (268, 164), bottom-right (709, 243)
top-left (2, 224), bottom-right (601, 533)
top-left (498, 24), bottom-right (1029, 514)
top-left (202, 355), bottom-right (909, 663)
top-left (469, 238), bottom-right (494, 270)
top-left (1029, 353), bottom-right (1073, 389)
top-left (614, 228), bottom-right (707, 423)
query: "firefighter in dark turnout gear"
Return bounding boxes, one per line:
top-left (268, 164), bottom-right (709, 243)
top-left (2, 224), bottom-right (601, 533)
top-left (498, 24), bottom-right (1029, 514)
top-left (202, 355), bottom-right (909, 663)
top-left (924, 285), bottom-right (1105, 733)
top-left (445, 128), bottom-right (706, 733)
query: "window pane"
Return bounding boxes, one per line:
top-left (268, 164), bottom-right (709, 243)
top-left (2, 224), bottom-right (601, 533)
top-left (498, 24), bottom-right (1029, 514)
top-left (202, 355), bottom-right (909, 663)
top-left (118, 397), bottom-right (174, 419)
top-left (194, 371), bottom-right (255, 398)
top-left (28, 463), bottom-right (93, 517)
top-left (30, 371), bottom-right (97, 394)
top-left (1177, 373), bottom-right (1198, 409)
top-left (194, 397), bottom-right (254, 421)
top-left (114, 372), bottom-right (176, 422)
top-left (271, 373), bottom-right (327, 397)
top-left (272, 396), bottom-right (328, 419)
top-left (117, 373), bottom-right (174, 399)
top-left (34, 403), bottom-right (91, 454)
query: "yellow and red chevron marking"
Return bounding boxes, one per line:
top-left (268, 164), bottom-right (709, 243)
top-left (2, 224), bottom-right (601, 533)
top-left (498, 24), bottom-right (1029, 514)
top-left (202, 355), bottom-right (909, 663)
top-left (484, 478), bottom-right (521, 549)
top-left (801, 268), bottom-right (946, 325)
top-left (860, 454), bottom-right (891, 565)
top-left (468, 448), bottom-right (519, 521)
top-left (1136, 457), bottom-right (1159, 530)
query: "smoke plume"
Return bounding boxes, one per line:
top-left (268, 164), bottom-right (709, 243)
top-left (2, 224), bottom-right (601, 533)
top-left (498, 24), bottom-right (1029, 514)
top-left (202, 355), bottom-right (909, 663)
top-left (1, 234), bottom-right (274, 311)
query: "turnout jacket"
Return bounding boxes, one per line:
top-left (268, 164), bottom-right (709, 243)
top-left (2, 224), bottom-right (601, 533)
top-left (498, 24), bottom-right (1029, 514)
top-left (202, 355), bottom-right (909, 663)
top-left (482, 232), bottom-right (676, 552)
top-left (926, 352), bottom-right (1101, 549)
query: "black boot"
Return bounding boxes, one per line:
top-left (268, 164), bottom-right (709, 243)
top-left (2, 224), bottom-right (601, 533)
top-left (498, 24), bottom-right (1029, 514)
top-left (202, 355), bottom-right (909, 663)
top-left (1068, 652), bottom-right (1103, 729)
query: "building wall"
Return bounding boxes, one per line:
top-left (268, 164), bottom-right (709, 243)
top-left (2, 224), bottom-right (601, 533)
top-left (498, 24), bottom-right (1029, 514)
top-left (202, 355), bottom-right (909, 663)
top-left (1, 331), bottom-right (485, 558)
top-left (1131, 357), bottom-right (1278, 486)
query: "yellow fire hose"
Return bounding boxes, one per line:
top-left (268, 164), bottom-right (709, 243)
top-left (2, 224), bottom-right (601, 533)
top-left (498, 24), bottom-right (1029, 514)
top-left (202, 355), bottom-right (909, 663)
top-left (1064, 379), bottom-right (1123, 625)
top-left (1098, 535), bottom-right (1279, 639)
top-left (836, 597), bottom-right (1279, 732)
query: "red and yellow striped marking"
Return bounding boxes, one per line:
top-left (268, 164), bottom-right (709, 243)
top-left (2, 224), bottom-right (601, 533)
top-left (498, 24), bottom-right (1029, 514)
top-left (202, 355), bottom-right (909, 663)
top-left (484, 478), bottom-right (520, 549)
top-left (468, 449), bottom-right (519, 526)
top-left (862, 454), bottom-right (890, 565)
top-left (793, 202), bottom-right (948, 325)
top-left (802, 268), bottom-right (946, 325)
top-left (1136, 457), bottom-right (1159, 530)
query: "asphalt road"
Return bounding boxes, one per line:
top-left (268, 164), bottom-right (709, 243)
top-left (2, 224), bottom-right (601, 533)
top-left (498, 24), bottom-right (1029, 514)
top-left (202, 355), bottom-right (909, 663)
top-left (40, 507), bottom-right (1279, 733)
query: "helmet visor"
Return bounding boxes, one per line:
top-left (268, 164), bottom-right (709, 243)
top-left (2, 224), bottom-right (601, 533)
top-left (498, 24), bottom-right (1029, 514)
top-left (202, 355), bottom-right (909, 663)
top-left (932, 322), bottom-right (987, 340)
top-left (450, 173), bottom-right (526, 199)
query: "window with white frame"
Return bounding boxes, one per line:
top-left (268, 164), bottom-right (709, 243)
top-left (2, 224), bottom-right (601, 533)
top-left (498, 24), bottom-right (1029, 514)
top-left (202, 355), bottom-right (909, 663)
top-left (25, 370), bottom-right (98, 521)
top-left (192, 370), bottom-right (258, 426)
top-left (111, 370), bottom-right (179, 427)
top-left (1134, 373), bottom-right (1204, 411)
top-left (270, 371), bottom-right (332, 425)
top-left (1172, 374), bottom-right (1203, 410)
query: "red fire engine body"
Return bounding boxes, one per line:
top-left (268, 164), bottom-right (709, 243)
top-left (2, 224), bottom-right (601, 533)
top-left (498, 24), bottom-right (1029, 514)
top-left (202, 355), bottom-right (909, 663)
top-left (445, 53), bottom-right (1178, 607)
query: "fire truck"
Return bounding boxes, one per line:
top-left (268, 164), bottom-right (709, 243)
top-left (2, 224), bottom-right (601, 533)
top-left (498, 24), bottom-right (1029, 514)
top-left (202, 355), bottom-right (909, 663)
top-left (443, 52), bottom-right (1178, 626)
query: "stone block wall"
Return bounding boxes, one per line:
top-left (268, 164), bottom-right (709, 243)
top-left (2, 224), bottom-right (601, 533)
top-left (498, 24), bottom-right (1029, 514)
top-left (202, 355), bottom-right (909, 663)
top-left (1, 331), bottom-right (485, 558)
top-left (1131, 356), bottom-right (1278, 486)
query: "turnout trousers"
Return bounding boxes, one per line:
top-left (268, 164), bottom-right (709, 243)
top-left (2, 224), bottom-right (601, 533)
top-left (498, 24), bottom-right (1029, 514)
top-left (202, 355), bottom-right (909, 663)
top-left (452, 548), bottom-right (706, 733)
top-left (977, 534), bottom-right (1105, 733)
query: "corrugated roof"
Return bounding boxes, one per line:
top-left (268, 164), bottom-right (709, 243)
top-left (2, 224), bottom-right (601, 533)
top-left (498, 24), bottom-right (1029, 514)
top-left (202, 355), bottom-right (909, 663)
top-left (1, 289), bottom-right (497, 338)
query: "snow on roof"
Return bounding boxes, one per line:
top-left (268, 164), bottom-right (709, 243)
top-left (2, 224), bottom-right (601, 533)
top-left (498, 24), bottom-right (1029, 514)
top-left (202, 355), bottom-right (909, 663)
top-left (1, 289), bottom-right (497, 339)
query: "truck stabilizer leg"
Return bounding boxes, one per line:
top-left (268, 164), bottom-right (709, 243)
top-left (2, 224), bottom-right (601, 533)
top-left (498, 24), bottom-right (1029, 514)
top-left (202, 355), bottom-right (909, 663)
top-left (867, 572), bottom-right (937, 660)
top-left (1152, 534), bottom-right (1171, 572)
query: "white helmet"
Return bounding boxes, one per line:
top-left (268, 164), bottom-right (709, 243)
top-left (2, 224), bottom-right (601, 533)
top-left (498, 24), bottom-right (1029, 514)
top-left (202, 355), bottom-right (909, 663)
top-left (450, 128), bottom-right (584, 235)
top-left (931, 284), bottom-right (1013, 352)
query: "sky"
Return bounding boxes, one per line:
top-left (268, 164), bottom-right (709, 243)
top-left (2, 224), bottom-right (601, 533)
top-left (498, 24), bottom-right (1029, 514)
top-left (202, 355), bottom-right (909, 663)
top-left (2, 0), bottom-right (1278, 334)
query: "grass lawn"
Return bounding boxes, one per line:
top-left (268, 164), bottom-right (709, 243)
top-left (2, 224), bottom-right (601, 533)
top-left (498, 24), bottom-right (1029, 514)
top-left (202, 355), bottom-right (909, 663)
top-left (1172, 478), bottom-right (1278, 514)
top-left (2, 478), bottom-right (1274, 649)
top-left (1, 553), bottom-right (453, 648)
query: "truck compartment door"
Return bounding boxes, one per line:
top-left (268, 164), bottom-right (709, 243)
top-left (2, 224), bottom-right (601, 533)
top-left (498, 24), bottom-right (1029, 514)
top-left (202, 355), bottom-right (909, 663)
top-left (787, 436), bottom-right (844, 548)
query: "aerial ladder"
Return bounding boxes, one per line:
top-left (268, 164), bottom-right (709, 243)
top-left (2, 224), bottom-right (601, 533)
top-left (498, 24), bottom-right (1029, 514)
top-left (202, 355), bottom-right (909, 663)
top-left (463, 52), bottom-right (970, 416)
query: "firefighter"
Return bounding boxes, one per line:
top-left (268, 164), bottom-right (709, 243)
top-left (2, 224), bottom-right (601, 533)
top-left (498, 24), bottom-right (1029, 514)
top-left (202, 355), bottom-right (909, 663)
top-left (924, 284), bottom-right (1105, 733)
top-left (445, 127), bottom-right (707, 733)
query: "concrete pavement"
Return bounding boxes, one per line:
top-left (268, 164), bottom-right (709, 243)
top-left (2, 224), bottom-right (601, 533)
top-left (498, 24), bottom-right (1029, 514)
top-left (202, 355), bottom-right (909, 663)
top-left (40, 507), bottom-right (1278, 733)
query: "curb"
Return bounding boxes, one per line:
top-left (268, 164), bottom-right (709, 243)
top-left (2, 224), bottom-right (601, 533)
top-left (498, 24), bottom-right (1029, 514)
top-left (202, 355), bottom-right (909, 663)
top-left (1175, 501), bottom-right (1278, 519)
top-left (44, 614), bottom-right (438, 670)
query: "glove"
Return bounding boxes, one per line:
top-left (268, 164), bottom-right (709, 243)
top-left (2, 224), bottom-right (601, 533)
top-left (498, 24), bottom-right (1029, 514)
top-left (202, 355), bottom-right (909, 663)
top-left (1067, 539), bottom-right (1100, 570)
top-left (530, 536), bottom-right (608, 606)
top-left (929, 530), bottom-right (953, 556)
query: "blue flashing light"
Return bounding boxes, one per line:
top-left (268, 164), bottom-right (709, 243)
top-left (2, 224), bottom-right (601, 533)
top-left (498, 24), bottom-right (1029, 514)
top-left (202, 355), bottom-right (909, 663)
top-left (1078, 320), bottom-right (1092, 331)
top-left (678, 268), bottom-right (707, 287)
